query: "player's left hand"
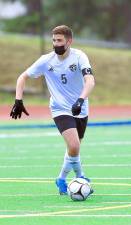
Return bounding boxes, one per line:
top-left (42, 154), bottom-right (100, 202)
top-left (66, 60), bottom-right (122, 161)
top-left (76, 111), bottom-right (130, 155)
top-left (10, 99), bottom-right (29, 119)
top-left (72, 98), bottom-right (84, 116)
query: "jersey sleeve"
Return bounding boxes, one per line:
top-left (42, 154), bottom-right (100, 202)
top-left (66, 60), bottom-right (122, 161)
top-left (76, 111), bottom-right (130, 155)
top-left (26, 55), bottom-right (46, 78)
top-left (78, 51), bottom-right (93, 75)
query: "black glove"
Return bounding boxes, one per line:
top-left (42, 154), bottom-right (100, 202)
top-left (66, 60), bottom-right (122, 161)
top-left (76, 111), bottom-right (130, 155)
top-left (10, 99), bottom-right (29, 119)
top-left (72, 98), bottom-right (84, 116)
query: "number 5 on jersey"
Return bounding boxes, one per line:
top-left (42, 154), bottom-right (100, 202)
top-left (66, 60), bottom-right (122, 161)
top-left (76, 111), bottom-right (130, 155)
top-left (61, 74), bottom-right (67, 84)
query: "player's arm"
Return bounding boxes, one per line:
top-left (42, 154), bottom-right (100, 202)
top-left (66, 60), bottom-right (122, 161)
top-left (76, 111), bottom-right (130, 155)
top-left (16, 72), bottom-right (28, 99)
top-left (10, 72), bottom-right (29, 119)
top-left (10, 55), bottom-right (44, 119)
top-left (79, 74), bottom-right (95, 99)
top-left (72, 71), bottom-right (95, 116)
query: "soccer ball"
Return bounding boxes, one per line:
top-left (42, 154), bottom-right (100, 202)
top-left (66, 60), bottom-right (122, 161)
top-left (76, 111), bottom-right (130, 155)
top-left (67, 178), bottom-right (92, 201)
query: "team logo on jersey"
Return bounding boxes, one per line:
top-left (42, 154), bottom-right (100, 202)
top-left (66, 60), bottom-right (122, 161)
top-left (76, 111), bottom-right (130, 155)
top-left (69, 64), bottom-right (77, 72)
top-left (48, 65), bottom-right (54, 72)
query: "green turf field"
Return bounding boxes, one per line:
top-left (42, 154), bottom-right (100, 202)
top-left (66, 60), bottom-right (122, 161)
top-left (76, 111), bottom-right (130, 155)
top-left (0, 125), bottom-right (131, 225)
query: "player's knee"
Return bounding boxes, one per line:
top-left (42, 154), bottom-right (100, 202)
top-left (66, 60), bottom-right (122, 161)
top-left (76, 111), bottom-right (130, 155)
top-left (68, 141), bottom-right (80, 156)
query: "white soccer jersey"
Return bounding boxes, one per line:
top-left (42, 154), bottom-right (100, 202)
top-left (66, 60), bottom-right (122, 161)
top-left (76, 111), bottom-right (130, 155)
top-left (26, 48), bottom-right (92, 118)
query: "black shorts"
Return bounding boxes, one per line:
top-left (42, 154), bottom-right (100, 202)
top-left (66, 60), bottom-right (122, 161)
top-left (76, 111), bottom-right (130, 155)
top-left (53, 115), bottom-right (88, 139)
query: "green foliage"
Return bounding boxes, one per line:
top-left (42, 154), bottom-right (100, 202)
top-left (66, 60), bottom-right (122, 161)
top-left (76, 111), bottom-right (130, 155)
top-left (2, 0), bottom-right (131, 42)
top-left (44, 0), bottom-right (97, 33)
top-left (2, 13), bottom-right (41, 34)
top-left (44, 0), bottom-right (131, 42)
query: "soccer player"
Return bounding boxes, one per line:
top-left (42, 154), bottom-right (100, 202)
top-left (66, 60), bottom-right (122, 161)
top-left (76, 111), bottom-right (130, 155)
top-left (10, 25), bottom-right (95, 195)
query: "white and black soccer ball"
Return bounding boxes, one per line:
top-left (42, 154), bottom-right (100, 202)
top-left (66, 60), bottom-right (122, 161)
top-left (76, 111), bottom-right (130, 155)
top-left (67, 178), bottom-right (92, 201)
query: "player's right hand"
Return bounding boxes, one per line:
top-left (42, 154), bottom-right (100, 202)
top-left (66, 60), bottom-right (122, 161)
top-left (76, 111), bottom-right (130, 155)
top-left (10, 99), bottom-right (29, 119)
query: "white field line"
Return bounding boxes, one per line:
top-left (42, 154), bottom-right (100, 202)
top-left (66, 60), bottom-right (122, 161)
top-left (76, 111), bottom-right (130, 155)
top-left (0, 179), bottom-right (54, 183)
top-left (1, 149), bottom-right (130, 154)
top-left (0, 154), bottom-right (131, 160)
top-left (0, 213), bottom-right (131, 218)
top-left (3, 142), bottom-right (131, 147)
top-left (93, 182), bottom-right (131, 187)
top-left (0, 194), bottom-right (57, 197)
top-left (17, 214), bottom-right (131, 217)
top-left (0, 206), bottom-right (101, 212)
top-left (91, 177), bottom-right (131, 180)
top-left (94, 194), bottom-right (131, 196)
top-left (0, 164), bottom-right (131, 168)
top-left (101, 202), bottom-right (131, 204)
top-left (0, 132), bottom-right (59, 138)
top-left (0, 130), bottom-right (130, 138)
top-left (0, 202), bottom-right (130, 206)
top-left (0, 209), bottom-right (126, 217)
top-left (0, 142), bottom-right (131, 152)
top-left (0, 193), bottom-right (131, 197)
top-left (1, 133), bottom-right (131, 147)
top-left (0, 132), bottom-right (131, 146)
top-left (0, 202), bottom-right (130, 211)
top-left (0, 143), bottom-right (63, 148)
top-left (0, 178), bottom-right (131, 188)
top-left (47, 215), bottom-right (131, 217)
top-left (0, 177), bottom-right (131, 180)
top-left (83, 164), bottom-right (131, 167)
top-left (16, 214), bottom-right (131, 217)
top-left (0, 204), bottom-right (131, 218)
top-left (83, 141), bottom-right (131, 146)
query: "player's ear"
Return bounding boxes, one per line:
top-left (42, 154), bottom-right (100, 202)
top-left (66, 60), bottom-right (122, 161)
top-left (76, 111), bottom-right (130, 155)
top-left (67, 38), bottom-right (72, 46)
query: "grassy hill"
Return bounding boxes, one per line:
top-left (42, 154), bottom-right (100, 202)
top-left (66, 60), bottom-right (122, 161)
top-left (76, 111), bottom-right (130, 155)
top-left (0, 34), bottom-right (131, 105)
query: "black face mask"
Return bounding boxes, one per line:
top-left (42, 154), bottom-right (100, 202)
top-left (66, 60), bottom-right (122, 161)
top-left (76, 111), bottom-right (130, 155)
top-left (53, 45), bottom-right (66, 55)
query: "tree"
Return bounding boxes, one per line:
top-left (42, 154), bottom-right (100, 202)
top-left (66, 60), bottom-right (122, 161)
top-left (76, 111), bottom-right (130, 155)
top-left (44, 0), bottom-right (97, 34)
top-left (2, 0), bottom-right (131, 43)
top-left (45, 0), bottom-right (131, 43)
top-left (122, 0), bottom-right (131, 43)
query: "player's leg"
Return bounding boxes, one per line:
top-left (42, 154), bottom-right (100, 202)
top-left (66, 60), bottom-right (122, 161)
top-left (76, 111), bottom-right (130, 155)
top-left (54, 115), bottom-right (79, 194)
top-left (54, 115), bottom-right (88, 194)
top-left (74, 117), bottom-right (92, 185)
top-left (56, 127), bottom-right (82, 194)
top-left (61, 127), bottom-right (84, 178)
top-left (73, 116), bottom-right (88, 178)
top-left (63, 124), bottom-right (94, 196)
top-left (54, 115), bottom-right (81, 178)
